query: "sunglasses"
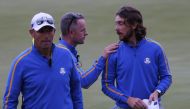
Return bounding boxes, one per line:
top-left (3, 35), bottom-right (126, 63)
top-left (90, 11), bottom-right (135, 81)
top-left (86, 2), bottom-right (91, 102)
top-left (35, 17), bottom-right (54, 25)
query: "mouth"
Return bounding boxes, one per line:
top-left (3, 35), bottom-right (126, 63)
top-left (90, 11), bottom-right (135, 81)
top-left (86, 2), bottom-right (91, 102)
top-left (80, 36), bottom-right (85, 41)
top-left (41, 40), bottom-right (52, 45)
top-left (42, 40), bottom-right (51, 42)
top-left (116, 31), bottom-right (122, 35)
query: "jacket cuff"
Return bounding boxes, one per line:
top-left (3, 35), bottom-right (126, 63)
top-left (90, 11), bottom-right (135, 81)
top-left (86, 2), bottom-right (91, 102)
top-left (120, 95), bottom-right (129, 103)
top-left (95, 56), bottom-right (106, 69)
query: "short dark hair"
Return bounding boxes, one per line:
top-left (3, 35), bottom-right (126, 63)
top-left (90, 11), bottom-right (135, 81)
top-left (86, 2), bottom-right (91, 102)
top-left (60, 12), bottom-right (84, 36)
top-left (116, 6), bottom-right (146, 41)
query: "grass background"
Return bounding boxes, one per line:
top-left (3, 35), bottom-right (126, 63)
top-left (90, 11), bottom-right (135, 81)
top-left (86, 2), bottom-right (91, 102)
top-left (0, 0), bottom-right (190, 108)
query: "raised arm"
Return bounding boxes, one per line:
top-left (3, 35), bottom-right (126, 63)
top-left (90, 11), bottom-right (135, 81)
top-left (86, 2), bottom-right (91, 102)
top-left (79, 43), bottom-right (119, 89)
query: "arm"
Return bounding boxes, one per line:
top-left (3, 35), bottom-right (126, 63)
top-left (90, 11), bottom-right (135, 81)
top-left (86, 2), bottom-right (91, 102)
top-left (156, 47), bottom-right (172, 95)
top-left (80, 56), bottom-right (105, 89)
top-left (80, 43), bottom-right (119, 89)
top-left (70, 63), bottom-right (83, 109)
top-left (3, 59), bottom-right (22, 109)
top-left (102, 54), bottom-right (147, 109)
top-left (149, 47), bottom-right (172, 102)
top-left (101, 54), bottom-right (128, 104)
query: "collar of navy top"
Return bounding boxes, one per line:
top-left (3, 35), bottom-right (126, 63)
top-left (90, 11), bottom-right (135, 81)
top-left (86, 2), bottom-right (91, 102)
top-left (123, 37), bottom-right (147, 48)
top-left (32, 44), bottom-right (54, 67)
top-left (59, 39), bottom-right (78, 57)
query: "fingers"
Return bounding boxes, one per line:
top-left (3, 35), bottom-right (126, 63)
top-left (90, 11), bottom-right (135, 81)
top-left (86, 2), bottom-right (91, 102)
top-left (106, 43), bottom-right (119, 51)
top-left (102, 43), bottom-right (119, 58)
top-left (134, 99), bottom-right (147, 109)
top-left (106, 50), bottom-right (117, 54)
top-left (148, 91), bottom-right (158, 104)
top-left (127, 97), bottom-right (147, 109)
top-left (148, 94), bottom-right (153, 104)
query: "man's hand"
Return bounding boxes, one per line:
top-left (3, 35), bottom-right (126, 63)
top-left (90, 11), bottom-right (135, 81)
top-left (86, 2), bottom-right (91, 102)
top-left (148, 90), bottom-right (159, 104)
top-left (127, 97), bottom-right (147, 109)
top-left (102, 43), bottom-right (119, 58)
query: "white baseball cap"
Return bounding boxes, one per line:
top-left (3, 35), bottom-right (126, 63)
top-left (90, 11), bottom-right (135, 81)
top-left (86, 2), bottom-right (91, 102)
top-left (31, 12), bottom-right (55, 31)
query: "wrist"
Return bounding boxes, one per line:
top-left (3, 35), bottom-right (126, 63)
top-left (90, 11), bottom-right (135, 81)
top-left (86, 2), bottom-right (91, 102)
top-left (156, 89), bottom-right (162, 97)
top-left (102, 52), bottom-right (107, 58)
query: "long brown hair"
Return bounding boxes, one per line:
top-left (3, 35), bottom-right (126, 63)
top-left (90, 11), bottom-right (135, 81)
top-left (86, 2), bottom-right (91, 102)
top-left (116, 6), bottom-right (146, 41)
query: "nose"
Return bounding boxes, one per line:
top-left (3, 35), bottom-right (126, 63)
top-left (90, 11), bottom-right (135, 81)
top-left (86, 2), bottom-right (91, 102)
top-left (115, 25), bottom-right (119, 32)
top-left (84, 30), bottom-right (88, 36)
top-left (42, 32), bottom-right (53, 39)
top-left (85, 33), bottom-right (88, 36)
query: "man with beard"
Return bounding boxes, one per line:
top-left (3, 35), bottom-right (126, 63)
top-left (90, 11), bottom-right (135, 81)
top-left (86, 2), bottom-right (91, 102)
top-left (102, 6), bottom-right (172, 109)
top-left (3, 12), bottom-right (83, 109)
top-left (58, 12), bottom-right (118, 89)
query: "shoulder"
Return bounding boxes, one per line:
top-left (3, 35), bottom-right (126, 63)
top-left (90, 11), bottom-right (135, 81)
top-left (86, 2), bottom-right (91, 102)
top-left (55, 44), bottom-right (73, 55)
top-left (11, 47), bottom-right (32, 68)
top-left (145, 38), bottom-right (164, 51)
top-left (108, 41), bottom-right (125, 60)
top-left (54, 45), bottom-right (74, 60)
top-left (56, 44), bottom-right (69, 51)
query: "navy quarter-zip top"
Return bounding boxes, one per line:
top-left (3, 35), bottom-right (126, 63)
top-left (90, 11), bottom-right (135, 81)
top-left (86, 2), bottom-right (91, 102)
top-left (102, 38), bottom-right (172, 108)
top-left (3, 44), bottom-right (83, 109)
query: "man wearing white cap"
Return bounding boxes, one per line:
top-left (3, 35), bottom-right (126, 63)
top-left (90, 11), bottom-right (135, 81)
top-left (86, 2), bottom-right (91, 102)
top-left (3, 12), bottom-right (83, 109)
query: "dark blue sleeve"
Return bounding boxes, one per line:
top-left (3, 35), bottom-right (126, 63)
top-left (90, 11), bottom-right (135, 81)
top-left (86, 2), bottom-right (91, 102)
top-left (156, 47), bottom-right (172, 95)
top-left (101, 53), bottom-right (128, 103)
top-left (70, 62), bottom-right (84, 109)
top-left (3, 58), bottom-right (22, 109)
top-left (77, 56), bottom-right (106, 89)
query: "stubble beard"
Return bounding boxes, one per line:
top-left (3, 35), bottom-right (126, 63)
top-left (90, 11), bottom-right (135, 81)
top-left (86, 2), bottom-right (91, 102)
top-left (120, 29), bottom-right (134, 42)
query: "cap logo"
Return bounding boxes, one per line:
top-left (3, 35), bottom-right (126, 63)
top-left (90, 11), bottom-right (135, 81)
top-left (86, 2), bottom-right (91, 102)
top-left (36, 17), bottom-right (54, 26)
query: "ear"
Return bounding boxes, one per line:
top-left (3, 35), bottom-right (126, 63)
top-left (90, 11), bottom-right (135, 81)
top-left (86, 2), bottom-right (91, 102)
top-left (131, 23), bottom-right (138, 30)
top-left (68, 28), bottom-right (74, 35)
top-left (29, 29), bottom-right (35, 38)
top-left (69, 29), bottom-right (76, 38)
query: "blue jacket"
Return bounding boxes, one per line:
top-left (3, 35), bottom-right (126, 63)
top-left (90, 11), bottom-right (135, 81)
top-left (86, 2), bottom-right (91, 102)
top-left (3, 44), bottom-right (83, 109)
top-left (102, 38), bottom-right (172, 108)
top-left (58, 39), bottom-right (106, 89)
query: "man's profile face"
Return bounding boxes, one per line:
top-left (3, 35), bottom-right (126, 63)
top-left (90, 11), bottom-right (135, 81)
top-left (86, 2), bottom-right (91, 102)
top-left (30, 26), bottom-right (55, 50)
top-left (71, 19), bottom-right (88, 45)
top-left (115, 15), bottom-right (133, 41)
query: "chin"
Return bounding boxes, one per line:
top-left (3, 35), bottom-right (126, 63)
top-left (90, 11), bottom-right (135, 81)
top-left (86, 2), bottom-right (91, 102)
top-left (79, 42), bottom-right (84, 44)
top-left (119, 36), bottom-right (124, 40)
top-left (41, 44), bottom-right (52, 49)
top-left (79, 40), bottom-right (85, 44)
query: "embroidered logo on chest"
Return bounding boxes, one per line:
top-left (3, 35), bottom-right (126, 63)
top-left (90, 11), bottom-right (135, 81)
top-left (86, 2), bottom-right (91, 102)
top-left (60, 68), bottom-right (66, 75)
top-left (144, 57), bottom-right (151, 64)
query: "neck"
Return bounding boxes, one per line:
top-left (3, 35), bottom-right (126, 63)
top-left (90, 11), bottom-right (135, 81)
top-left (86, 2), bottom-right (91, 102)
top-left (35, 45), bottom-right (52, 58)
top-left (62, 35), bottom-right (77, 47)
top-left (128, 35), bottom-right (137, 47)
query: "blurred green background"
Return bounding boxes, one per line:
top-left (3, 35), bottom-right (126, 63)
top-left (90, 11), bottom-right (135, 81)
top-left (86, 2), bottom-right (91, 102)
top-left (0, 0), bottom-right (190, 108)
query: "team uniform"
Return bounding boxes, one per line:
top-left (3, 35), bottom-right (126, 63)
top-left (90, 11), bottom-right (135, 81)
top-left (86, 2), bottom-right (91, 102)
top-left (102, 38), bottom-right (172, 109)
top-left (58, 39), bottom-right (106, 89)
top-left (3, 44), bottom-right (83, 109)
